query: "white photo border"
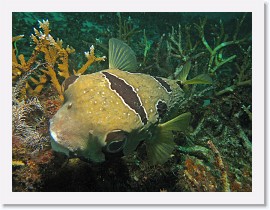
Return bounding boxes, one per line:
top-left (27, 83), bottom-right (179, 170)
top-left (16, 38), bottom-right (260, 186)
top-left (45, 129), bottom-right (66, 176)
top-left (0, 0), bottom-right (265, 205)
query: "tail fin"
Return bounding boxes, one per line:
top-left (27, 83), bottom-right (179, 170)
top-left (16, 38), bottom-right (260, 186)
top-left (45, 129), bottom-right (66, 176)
top-left (183, 74), bottom-right (213, 85)
top-left (177, 61), bottom-right (213, 85)
top-left (146, 112), bottom-right (191, 165)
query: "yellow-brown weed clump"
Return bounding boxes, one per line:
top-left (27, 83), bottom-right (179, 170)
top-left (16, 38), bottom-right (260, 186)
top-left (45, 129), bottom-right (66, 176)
top-left (12, 20), bottom-right (106, 101)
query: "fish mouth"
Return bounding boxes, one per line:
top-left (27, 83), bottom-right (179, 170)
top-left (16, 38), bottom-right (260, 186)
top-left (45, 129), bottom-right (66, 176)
top-left (50, 130), bottom-right (91, 161)
top-left (49, 117), bottom-right (79, 157)
top-left (50, 129), bottom-right (71, 156)
top-left (50, 124), bottom-right (106, 163)
top-left (50, 134), bottom-right (101, 164)
top-left (49, 114), bottom-right (107, 163)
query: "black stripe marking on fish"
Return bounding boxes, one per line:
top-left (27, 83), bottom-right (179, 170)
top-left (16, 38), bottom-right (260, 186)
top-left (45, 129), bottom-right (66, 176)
top-left (153, 76), bottom-right (172, 93)
top-left (102, 71), bottom-right (148, 125)
top-left (62, 75), bottom-right (79, 92)
top-left (156, 100), bottom-right (168, 119)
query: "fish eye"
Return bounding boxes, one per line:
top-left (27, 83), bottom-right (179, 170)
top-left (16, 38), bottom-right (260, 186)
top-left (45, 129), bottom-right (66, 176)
top-left (106, 139), bottom-right (126, 153)
top-left (105, 130), bottom-right (127, 153)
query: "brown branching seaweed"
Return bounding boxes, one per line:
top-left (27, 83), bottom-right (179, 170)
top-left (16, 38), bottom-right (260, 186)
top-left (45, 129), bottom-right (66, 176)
top-left (177, 140), bottom-right (230, 192)
top-left (179, 140), bottom-right (230, 192)
top-left (180, 155), bottom-right (217, 192)
top-left (13, 19), bottom-right (106, 101)
top-left (207, 140), bottom-right (230, 192)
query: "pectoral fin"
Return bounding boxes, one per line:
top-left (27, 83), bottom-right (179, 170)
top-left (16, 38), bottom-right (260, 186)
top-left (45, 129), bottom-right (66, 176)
top-left (146, 112), bottom-right (191, 165)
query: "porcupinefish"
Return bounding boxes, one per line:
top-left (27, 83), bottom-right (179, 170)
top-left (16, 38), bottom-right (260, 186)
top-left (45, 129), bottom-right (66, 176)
top-left (50, 38), bottom-right (212, 165)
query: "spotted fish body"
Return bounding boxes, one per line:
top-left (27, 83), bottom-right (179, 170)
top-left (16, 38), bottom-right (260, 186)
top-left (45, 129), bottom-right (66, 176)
top-left (50, 38), bottom-right (197, 164)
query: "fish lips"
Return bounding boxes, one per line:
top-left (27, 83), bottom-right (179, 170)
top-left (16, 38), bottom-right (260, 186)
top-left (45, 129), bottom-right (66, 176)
top-left (49, 122), bottom-right (71, 157)
top-left (49, 118), bottom-right (107, 163)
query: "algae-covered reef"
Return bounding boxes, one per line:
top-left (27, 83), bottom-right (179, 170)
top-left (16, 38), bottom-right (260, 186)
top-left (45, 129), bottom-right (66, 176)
top-left (12, 12), bottom-right (252, 192)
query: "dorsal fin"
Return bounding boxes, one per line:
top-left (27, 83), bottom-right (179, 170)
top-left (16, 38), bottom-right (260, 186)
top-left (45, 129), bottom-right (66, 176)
top-left (109, 38), bottom-right (138, 72)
